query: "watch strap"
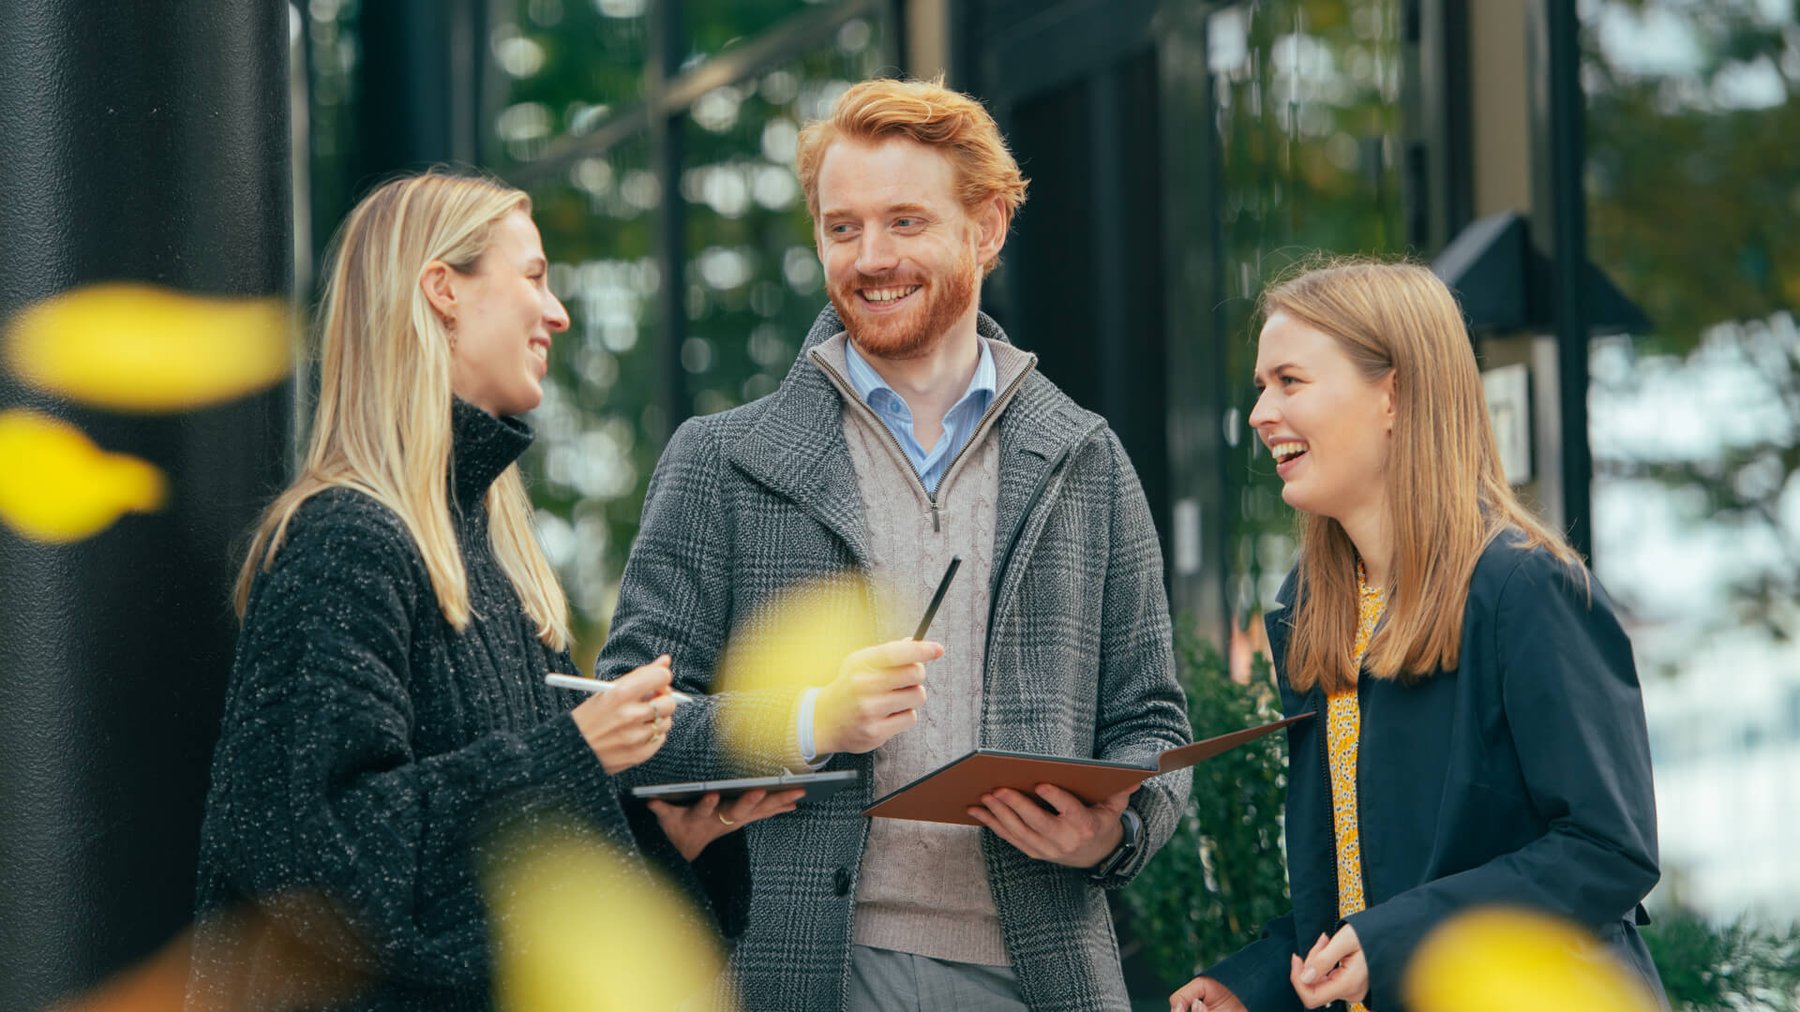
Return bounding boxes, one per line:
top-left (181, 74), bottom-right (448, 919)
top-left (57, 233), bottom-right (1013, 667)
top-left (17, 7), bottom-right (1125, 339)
top-left (1087, 806), bottom-right (1143, 882)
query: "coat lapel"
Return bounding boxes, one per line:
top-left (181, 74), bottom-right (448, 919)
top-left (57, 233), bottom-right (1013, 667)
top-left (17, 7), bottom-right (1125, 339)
top-left (724, 305), bottom-right (872, 566)
top-left (732, 303), bottom-right (1101, 593)
top-left (725, 365), bottom-right (872, 568)
top-left (987, 372), bottom-right (1102, 629)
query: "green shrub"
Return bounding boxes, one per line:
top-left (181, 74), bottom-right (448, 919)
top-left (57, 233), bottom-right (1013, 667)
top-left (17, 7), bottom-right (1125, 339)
top-left (1120, 629), bottom-right (1292, 989)
top-left (1644, 907), bottom-right (1800, 1011)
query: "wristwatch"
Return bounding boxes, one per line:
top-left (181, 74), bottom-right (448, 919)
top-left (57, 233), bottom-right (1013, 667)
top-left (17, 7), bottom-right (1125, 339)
top-left (1087, 806), bottom-right (1143, 882)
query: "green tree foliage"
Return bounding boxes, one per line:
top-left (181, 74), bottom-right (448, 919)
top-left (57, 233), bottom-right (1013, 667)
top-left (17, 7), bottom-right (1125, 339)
top-left (485, 1), bottom-right (886, 660)
top-left (1586, 2), bottom-right (1800, 355)
top-left (1119, 630), bottom-right (1291, 988)
top-left (1584, 0), bottom-right (1800, 645)
top-left (1643, 908), bottom-right (1800, 1011)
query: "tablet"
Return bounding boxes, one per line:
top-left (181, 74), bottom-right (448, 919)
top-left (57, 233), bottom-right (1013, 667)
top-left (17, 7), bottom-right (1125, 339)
top-left (630, 769), bottom-right (859, 805)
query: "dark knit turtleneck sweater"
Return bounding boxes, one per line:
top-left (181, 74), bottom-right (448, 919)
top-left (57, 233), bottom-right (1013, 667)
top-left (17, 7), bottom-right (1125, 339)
top-left (191, 400), bottom-right (744, 1010)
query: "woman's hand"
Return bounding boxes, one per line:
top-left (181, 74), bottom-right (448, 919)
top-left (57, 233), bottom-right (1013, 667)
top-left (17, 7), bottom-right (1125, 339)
top-left (646, 789), bottom-right (805, 861)
top-left (1169, 975), bottom-right (1245, 1012)
top-left (1290, 924), bottom-right (1369, 1008)
top-left (570, 656), bottom-right (678, 774)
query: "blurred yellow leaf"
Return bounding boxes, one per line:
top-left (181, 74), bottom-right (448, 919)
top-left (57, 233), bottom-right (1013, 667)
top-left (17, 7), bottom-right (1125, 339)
top-left (712, 574), bottom-right (881, 765)
top-left (0, 410), bottom-right (166, 542)
top-left (5, 282), bottom-right (289, 411)
top-left (485, 822), bottom-right (732, 1012)
top-left (1403, 907), bottom-right (1658, 1012)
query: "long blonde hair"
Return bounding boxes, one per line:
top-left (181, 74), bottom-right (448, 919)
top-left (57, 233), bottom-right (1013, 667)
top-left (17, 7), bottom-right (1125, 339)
top-left (235, 170), bottom-right (570, 649)
top-left (1269, 259), bottom-right (1579, 694)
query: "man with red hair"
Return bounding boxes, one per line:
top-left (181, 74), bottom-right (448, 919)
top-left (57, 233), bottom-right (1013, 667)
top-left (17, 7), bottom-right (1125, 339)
top-left (597, 76), bottom-right (1191, 1010)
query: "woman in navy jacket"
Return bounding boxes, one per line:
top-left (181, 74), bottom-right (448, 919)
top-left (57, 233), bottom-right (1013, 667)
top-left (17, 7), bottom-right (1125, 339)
top-left (1171, 260), bottom-right (1664, 1012)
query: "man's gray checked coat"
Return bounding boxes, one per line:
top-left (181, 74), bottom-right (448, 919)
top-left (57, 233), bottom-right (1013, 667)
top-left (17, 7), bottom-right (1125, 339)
top-left (595, 305), bottom-right (1192, 1011)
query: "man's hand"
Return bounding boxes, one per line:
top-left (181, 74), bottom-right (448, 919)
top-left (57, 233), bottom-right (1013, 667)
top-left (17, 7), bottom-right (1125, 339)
top-left (1169, 975), bottom-right (1247, 1012)
top-left (966, 784), bottom-right (1136, 868)
top-left (645, 788), bottom-right (804, 861)
top-left (812, 639), bottom-right (943, 755)
top-left (1289, 925), bottom-right (1368, 1009)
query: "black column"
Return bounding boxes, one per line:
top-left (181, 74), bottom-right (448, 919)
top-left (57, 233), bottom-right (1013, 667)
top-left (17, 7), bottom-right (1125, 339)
top-left (1528, 0), bottom-right (1595, 560)
top-left (1158, 0), bottom-right (1234, 638)
top-left (0, 2), bottom-right (291, 1007)
top-left (649, 0), bottom-right (690, 437)
top-left (354, 0), bottom-right (487, 182)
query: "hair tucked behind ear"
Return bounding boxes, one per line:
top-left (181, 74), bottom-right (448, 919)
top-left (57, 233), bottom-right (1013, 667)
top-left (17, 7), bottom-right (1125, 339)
top-left (235, 169), bottom-right (570, 649)
top-left (1268, 258), bottom-right (1581, 694)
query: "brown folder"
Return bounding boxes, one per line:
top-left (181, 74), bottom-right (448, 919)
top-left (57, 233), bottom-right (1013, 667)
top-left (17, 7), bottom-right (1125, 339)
top-left (862, 712), bottom-right (1313, 826)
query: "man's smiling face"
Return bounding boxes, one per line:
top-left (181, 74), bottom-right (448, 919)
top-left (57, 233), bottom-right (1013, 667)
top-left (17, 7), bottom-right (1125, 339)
top-left (813, 136), bottom-right (1001, 360)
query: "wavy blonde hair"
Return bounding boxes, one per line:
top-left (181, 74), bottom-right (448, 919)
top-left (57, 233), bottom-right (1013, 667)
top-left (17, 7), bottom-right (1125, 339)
top-left (796, 75), bottom-right (1028, 271)
top-left (1269, 259), bottom-right (1579, 694)
top-left (235, 170), bottom-right (570, 649)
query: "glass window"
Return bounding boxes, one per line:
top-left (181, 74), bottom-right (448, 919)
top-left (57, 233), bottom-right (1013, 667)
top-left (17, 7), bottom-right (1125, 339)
top-left (303, 0), bottom-right (363, 269)
top-left (1206, 0), bottom-right (1409, 616)
top-left (680, 20), bottom-right (887, 418)
top-left (684, 0), bottom-right (829, 63)
top-left (513, 137), bottom-right (665, 651)
top-left (496, 0), bottom-right (652, 155)
top-left (490, 1), bottom-right (891, 659)
top-left (1583, 0), bottom-right (1800, 920)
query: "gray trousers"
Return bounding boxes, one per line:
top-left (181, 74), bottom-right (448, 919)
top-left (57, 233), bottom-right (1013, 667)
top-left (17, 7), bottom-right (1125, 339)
top-left (846, 944), bottom-right (1029, 1011)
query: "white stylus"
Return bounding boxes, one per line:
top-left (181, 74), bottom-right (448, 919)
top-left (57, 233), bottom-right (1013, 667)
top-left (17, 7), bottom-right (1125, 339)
top-left (544, 672), bottom-right (695, 704)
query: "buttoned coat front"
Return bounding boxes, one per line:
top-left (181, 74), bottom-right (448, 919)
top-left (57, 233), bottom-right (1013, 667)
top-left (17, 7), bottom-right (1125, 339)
top-left (595, 306), bottom-right (1192, 1011)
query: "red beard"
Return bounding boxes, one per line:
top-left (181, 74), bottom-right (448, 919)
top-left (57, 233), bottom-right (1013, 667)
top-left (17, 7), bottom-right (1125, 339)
top-left (827, 249), bottom-right (979, 360)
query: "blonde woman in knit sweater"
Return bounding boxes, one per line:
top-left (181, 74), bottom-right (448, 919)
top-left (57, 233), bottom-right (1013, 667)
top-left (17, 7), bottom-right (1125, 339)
top-left (192, 170), bottom-right (794, 1009)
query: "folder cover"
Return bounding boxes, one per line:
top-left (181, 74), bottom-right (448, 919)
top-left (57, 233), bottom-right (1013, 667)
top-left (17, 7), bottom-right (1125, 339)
top-left (863, 713), bottom-right (1312, 825)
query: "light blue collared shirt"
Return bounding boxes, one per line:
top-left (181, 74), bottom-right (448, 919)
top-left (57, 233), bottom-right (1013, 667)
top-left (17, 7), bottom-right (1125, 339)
top-left (843, 337), bottom-right (997, 495)
top-left (797, 336), bottom-right (998, 766)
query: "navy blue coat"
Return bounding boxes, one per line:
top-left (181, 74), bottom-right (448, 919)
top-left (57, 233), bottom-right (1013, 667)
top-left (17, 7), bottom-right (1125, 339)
top-left (1207, 534), bottom-right (1665, 1011)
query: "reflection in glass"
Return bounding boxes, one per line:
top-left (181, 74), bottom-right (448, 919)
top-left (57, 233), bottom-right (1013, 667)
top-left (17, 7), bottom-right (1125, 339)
top-left (498, 0), bottom-right (651, 162)
top-left (510, 135), bottom-right (662, 649)
top-left (1205, 0), bottom-right (1406, 618)
top-left (684, 0), bottom-right (818, 63)
top-left (303, 0), bottom-right (362, 268)
top-left (491, 2), bottom-right (888, 657)
top-left (1583, 0), bottom-right (1800, 920)
top-left (682, 22), bottom-right (885, 420)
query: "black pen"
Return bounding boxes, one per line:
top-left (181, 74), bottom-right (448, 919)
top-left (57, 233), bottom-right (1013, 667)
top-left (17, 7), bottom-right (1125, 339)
top-left (912, 556), bottom-right (962, 640)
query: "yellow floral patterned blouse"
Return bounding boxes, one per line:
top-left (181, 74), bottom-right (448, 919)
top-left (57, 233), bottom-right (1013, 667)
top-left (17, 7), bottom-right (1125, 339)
top-left (1324, 568), bottom-right (1386, 1012)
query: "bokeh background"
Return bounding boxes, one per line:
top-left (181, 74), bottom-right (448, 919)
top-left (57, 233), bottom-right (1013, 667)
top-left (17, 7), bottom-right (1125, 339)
top-left (1, 0), bottom-right (1795, 1008)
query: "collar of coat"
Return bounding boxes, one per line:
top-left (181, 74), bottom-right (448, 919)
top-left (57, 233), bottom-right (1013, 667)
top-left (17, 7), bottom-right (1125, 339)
top-left (726, 302), bottom-right (1105, 568)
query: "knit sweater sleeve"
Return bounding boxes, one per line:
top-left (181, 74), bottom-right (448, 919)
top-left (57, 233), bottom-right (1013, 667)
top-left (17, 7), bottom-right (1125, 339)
top-left (206, 496), bottom-right (634, 985)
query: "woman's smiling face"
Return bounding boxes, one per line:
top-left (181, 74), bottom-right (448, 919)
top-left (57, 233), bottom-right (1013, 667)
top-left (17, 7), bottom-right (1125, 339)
top-left (1249, 308), bottom-right (1396, 528)
top-left (445, 209), bottom-right (569, 418)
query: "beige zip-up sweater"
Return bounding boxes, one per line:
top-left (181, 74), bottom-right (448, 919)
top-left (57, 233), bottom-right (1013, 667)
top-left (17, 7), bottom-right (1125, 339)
top-left (595, 303), bottom-right (1192, 1011)
top-left (810, 333), bottom-right (1034, 966)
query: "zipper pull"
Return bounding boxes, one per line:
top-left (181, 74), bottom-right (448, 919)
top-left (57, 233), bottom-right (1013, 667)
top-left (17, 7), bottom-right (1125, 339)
top-left (931, 501), bottom-right (940, 532)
